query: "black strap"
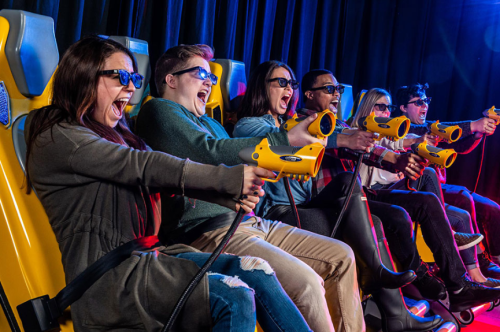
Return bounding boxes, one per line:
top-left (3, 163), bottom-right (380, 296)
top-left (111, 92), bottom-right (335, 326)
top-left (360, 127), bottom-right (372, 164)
top-left (52, 236), bottom-right (161, 315)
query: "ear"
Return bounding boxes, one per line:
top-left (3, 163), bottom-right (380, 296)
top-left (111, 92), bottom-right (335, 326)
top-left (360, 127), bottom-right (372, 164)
top-left (165, 74), bottom-right (177, 89)
top-left (400, 104), bottom-right (407, 113)
top-left (305, 90), bottom-right (313, 100)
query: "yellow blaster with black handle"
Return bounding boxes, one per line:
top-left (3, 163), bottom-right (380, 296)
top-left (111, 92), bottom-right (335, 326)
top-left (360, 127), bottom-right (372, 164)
top-left (429, 121), bottom-right (462, 143)
top-left (483, 106), bottom-right (500, 125)
top-left (239, 138), bottom-right (325, 183)
top-left (357, 112), bottom-right (410, 141)
top-left (411, 142), bottom-right (457, 169)
top-left (282, 110), bottom-right (337, 140)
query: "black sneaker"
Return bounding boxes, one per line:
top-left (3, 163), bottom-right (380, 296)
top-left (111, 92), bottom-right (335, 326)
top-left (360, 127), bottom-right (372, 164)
top-left (454, 232), bottom-right (483, 251)
top-left (448, 279), bottom-right (500, 312)
top-left (478, 252), bottom-right (500, 279)
top-left (481, 278), bottom-right (500, 289)
top-left (412, 262), bottom-right (447, 301)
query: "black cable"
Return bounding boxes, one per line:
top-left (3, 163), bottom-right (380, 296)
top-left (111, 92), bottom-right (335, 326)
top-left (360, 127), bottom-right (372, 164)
top-left (330, 152), bottom-right (363, 238)
top-left (284, 177), bottom-right (302, 229)
top-left (473, 134), bottom-right (486, 193)
top-left (162, 208), bottom-right (246, 332)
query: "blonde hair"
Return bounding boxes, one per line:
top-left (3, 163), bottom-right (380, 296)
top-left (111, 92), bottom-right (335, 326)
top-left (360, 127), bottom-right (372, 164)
top-left (351, 88), bottom-right (392, 128)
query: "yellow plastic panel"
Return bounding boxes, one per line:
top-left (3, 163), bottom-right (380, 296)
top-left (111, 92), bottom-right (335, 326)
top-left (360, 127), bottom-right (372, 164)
top-left (206, 61), bottom-right (224, 124)
top-left (415, 224), bottom-right (435, 263)
top-left (0, 16), bottom-right (72, 332)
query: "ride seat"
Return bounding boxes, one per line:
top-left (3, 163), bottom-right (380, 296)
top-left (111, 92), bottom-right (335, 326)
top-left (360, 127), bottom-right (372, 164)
top-left (0, 9), bottom-right (74, 332)
top-left (338, 84), bottom-right (353, 122)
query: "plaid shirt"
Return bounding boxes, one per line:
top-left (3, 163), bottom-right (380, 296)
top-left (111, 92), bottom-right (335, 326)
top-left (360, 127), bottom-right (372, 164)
top-left (297, 108), bottom-right (390, 195)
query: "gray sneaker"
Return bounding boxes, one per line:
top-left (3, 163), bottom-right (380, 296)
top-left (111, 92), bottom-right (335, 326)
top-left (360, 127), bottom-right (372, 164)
top-left (454, 232), bottom-right (484, 251)
top-left (481, 278), bottom-right (500, 289)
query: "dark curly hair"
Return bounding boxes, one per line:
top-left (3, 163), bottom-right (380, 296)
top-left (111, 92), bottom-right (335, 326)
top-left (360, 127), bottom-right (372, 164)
top-left (395, 82), bottom-right (429, 111)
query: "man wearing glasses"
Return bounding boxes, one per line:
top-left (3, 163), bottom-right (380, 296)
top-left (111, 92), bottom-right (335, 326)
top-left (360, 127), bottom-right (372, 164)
top-left (397, 83), bottom-right (500, 281)
top-left (135, 45), bottom-right (367, 332)
top-left (297, 70), bottom-right (500, 311)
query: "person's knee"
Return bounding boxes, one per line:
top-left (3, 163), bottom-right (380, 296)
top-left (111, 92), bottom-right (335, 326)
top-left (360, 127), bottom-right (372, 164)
top-left (423, 167), bottom-right (437, 177)
top-left (447, 206), bottom-right (472, 232)
top-left (332, 172), bottom-right (362, 195)
top-left (450, 190), bottom-right (474, 210)
top-left (323, 239), bottom-right (356, 272)
top-left (209, 273), bottom-right (255, 303)
top-left (385, 205), bottom-right (413, 234)
top-left (418, 191), bottom-right (441, 207)
top-left (208, 273), bottom-right (256, 326)
top-left (239, 256), bottom-right (275, 275)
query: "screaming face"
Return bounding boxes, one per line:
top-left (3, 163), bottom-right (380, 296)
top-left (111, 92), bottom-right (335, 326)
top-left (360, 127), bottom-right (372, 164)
top-left (307, 74), bottom-right (340, 114)
top-left (403, 94), bottom-right (429, 125)
top-left (94, 52), bottom-right (135, 128)
top-left (164, 56), bottom-right (213, 118)
top-left (268, 67), bottom-right (294, 119)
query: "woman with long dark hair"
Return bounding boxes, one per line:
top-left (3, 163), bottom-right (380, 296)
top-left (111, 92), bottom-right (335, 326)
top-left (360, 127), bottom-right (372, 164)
top-left (25, 36), bottom-right (312, 332)
top-left (233, 60), bottom-right (444, 332)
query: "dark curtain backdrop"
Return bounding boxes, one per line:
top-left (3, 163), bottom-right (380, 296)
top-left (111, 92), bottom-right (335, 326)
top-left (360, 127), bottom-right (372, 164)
top-left (2, 0), bottom-right (500, 202)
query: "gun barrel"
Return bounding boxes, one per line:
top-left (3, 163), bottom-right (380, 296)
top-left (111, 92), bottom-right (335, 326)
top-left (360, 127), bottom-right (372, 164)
top-left (411, 143), bottom-right (457, 168)
top-left (430, 122), bottom-right (462, 142)
top-left (283, 110), bottom-right (337, 139)
top-left (357, 113), bottom-right (410, 141)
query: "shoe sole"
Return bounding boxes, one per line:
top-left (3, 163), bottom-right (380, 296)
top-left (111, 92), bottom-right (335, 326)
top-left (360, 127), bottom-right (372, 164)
top-left (450, 298), bottom-right (497, 312)
top-left (457, 234), bottom-right (484, 251)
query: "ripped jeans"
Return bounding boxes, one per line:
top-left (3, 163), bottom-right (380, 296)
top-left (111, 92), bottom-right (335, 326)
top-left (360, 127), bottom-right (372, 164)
top-left (175, 252), bottom-right (311, 332)
top-left (190, 217), bottom-right (363, 332)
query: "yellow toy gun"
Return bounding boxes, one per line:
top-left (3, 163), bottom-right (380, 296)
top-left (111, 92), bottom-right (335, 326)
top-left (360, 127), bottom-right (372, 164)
top-left (282, 110), bottom-right (337, 139)
top-left (429, 121), bottom-right (462, 143)
top-left (357, 112), bottom-right (410, 141)
top-left (483, 106), bottom-right (500, 125)
top-left (411, 142), bottom-right (457, 169)
top-left (239, 138), bottom-right (324, 183)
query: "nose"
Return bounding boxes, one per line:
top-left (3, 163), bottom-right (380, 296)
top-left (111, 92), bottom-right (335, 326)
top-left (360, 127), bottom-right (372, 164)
top-left (203, 77), bottom-right (213, 87)
top-left (125, 79), bottom-right (136, 92)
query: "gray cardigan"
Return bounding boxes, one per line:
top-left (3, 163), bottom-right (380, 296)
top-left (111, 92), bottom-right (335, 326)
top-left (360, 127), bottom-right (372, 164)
top-left (26, 110), bottom-right (245, 331)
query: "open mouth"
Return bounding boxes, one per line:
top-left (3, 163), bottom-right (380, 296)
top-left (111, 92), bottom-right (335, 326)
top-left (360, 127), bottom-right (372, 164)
top-left (197, 90), bottom-right (209, 104)
top-left (419, 110), bottom-right (427, 119)
top-left (280, 95), bottom-right (291, 109)
top-left (112, 98), bottom-right (129, 118)
top-left (329, 99), bottom-right (339, 113)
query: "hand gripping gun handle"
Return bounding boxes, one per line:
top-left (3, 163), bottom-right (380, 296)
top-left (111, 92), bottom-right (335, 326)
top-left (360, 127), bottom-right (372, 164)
top-left (238, 138), bottom-right (325, 183)
top-left (357, 112), bottom-right (410, 141)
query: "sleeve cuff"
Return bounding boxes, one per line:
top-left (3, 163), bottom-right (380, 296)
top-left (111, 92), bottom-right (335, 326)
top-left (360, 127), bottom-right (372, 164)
top-left (326, 132), bottom-right (338, 149)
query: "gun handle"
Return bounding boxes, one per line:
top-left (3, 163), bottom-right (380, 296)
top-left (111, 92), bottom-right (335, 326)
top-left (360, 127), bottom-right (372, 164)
top-left (261, 176), bottom-right (282, 183)
top-left (261, 172), bottom-right (311, 183)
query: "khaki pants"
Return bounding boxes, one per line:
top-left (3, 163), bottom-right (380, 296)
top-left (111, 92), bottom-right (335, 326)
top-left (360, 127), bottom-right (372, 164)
top-left (191, 217), bottom-right (365, 332)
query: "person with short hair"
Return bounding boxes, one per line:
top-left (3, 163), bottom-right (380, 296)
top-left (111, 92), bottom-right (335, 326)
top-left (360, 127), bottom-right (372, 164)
top-left (395, 83), bottom-right (500, 280)
top-left (136, 44), bottom-right (361, 332)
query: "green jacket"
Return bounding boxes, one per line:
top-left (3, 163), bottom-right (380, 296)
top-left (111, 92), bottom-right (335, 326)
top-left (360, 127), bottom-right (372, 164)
top-left (135, 98), bottom-right (289, 242)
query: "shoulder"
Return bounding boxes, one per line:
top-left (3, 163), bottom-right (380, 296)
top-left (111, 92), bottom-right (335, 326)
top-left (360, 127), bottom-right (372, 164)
top-left (140, 98), bottom-right (191, 120)
top-left (236, 114), bottom-right (275, 127)
top-left (234, 114), bottom-right (277, 137)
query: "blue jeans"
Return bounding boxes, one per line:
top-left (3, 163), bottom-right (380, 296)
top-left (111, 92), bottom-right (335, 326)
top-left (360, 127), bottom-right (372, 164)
top-left (206, 273), bottom-right (256, 332)
top-left (445, 204), bottom-right (477, 269)
top-left (441, 183), bottom-right (500, 256)
top-left (175, 252), bottom-right (311, 332)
